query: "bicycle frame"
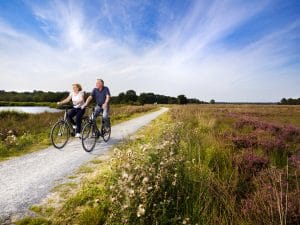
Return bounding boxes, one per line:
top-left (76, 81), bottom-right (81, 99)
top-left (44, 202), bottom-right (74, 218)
top-left (81, 106), bottom-right (111, 152)
top-left (51, 106), bottom-right (89, 149)
top-left (88, 108), bottom-right (103, 136)
top-left (61, 109), bottom-right (74, 132)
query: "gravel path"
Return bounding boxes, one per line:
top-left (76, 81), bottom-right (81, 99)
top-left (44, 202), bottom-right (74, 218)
top-left (0, 107), bottom-right (168, 222)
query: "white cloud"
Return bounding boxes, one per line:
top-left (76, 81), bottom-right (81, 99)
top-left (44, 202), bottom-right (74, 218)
top-left (0, 0), bottom-right (299, 101)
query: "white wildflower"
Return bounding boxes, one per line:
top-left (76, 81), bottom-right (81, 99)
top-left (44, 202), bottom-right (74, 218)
top-left (137, 204), bottom-right (145, 217)
top-left (122, 171), bottom-right (129, 179)
top-left (142, 177), bottom-right (149, 184)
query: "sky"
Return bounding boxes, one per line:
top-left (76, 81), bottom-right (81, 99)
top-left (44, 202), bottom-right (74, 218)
top-left (0, 0), bottom-right (299, 102)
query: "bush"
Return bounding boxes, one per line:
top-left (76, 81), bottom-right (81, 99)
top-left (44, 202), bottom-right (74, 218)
top-left (242, 168), bottom-right (300, 225)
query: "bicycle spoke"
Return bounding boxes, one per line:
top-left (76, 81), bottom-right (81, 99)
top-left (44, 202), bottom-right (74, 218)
top-left (82, 122), bottom-right (97, 152)
top-left (51, 121), bottom-right (69, 149)
top-left (102, 125), bottom-right (111, 142)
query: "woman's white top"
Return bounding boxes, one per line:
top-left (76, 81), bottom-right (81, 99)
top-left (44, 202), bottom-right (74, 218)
top-left (69, 91), bottom-right (84, 108)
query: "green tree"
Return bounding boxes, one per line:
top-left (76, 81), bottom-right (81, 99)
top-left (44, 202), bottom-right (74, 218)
top-left (125, 90), bottom-right (138, 102)
top-left (115, 92), bottom-right (125, 103)
top-left (138, 93), bottom-right (156, 104)
top-left (280, 98), bottom-right (287, 105)
top-left (177, 95), bottom-right (187, 104)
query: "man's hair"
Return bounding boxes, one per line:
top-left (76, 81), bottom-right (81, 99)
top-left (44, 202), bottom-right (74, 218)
top-left (97, 78), bottom-right (104, 84)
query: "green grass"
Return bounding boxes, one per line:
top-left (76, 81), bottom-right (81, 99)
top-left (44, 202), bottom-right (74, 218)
top-left (16, 113), bottom-right (171, 224)
top-left (77, 165), bottom-right (94, 174)
top-left (16, 105), bottom-right (300, 225)
top-left (0, 104), bottom-right (159, 161)
top-left (15, 217), bottom-right (50, 225)
top-left (90, 159), bottom-right (103, 164)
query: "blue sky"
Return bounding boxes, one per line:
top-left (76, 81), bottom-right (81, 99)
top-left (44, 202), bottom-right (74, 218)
top-left (0, 0), bottom-right (299, 102)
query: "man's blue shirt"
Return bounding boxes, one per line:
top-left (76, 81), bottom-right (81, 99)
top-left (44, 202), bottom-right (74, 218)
top-left (91, 86), bottom-right (111, 105)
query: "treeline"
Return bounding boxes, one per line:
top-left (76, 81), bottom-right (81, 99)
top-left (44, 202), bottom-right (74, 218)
top-left (0, 90), bottom-right (68, 102)
top-left (279, 97), bottom-right (300, 105)
top-left (0, 90), bottom-right (207, 105)
top-left (110, 90), bottom-right (207, 104)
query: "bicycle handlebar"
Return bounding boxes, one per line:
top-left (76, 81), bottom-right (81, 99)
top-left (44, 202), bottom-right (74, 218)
top-left (56, 105), bottom-right (73, 110)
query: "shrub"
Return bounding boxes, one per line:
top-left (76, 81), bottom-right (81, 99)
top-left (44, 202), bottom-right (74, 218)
top-left (233, 151), bottom-right (269, 175)
top-left (242, 168), bottom-right (300, 225)
top-left (289, 152), bottom-right (300, 170)
top-left (107, 127), bottom-right (184, 224)
top-left (230, 134), bottom-right (258, 149)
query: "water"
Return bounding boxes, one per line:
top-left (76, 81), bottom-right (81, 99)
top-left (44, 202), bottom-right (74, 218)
top-left (0, 106), bottom-right (62, 114)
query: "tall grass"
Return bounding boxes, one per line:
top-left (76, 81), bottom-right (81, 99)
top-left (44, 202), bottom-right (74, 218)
top-left (0, 104), bottom-right (158, 160)
top-left (170, 105), bottom-right (300, 224)
top-left (17, 105), bottom-right (300, 225)
top-left (0, 110), bottom-right (59, 159)
top-left (106, 105), bottom-right (300, 224)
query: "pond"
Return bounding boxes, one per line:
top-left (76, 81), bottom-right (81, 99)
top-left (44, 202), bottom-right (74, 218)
top-left (0, 106), bottom-right (62, 114)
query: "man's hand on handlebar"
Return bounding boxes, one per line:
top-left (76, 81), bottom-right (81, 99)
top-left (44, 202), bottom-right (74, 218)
top-left (102, 102), bottom-right (108, 109)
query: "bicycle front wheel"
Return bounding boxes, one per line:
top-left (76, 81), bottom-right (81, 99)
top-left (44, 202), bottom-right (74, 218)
top-left (81, 122), bottom-right (97, 152)
top-left (50, 120), bottom-right (70, 149)
top-left (82, 116), bottom-right (89, 128)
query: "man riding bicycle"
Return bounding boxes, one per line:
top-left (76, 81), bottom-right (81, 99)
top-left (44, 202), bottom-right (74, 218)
top-left (81, 78), bottom-right (111, 131)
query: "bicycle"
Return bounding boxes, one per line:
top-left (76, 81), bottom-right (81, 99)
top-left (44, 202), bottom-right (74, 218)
top-left (81, 107), bottom-right (111, 152)
top-left (50, 105), bottom-right (89, 149)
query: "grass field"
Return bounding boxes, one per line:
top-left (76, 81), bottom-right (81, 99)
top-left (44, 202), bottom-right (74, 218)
top-left (0, 104), bottom-right (159, 161)
top-left (16, 104), bottom-right (300, 225)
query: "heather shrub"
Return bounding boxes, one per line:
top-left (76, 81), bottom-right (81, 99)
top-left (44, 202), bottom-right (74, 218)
top-left (242, 168), bottom-right (300, 225)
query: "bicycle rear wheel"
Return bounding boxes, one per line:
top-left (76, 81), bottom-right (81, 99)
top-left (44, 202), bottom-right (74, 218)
top-left (50, 120), bottom-right (70, 149)
top-left (102, 125), bottom-right (111, 142)
top-left (81, 122), bottom-right (97, 152)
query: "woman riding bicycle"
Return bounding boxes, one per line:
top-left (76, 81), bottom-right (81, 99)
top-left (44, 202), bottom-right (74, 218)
top-left (57, 83), bottom-right (85, 138)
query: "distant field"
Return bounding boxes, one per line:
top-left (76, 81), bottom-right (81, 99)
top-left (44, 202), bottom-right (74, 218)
top-left (0, 104), bottom-right (159, 161)
top-left (19, 104), bottom-right (299, 225)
